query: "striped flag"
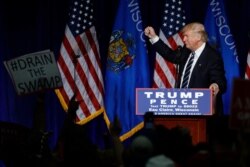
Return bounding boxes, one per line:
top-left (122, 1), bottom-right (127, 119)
top-left (245, 49), bottom-right (250, 79)
top-left (153, 0), bottom-right (186, 88)
top-left (55, 0), bottom-right (104, 124)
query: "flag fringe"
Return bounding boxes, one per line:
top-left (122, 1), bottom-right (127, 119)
top-left (55, 89), bottom-right (104, 125)
top-left (55, 89), bottom-right (68, 111)
top-left (103, 111), bottom-right (144, 142)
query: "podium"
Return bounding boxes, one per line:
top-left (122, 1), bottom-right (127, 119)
top-left (136, 88), bottom-right (213, 145)
top-left (153, 116), bottom-right (207, 145)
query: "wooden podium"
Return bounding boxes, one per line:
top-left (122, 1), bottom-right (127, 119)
top-left (153, 116), bottom-right (207, 145)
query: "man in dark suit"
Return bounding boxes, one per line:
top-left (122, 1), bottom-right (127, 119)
top-left (144, 22), bottom-right (227, 115)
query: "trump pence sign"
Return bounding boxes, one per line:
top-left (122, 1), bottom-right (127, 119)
top-left (136, 88), bottom-right (213, 116)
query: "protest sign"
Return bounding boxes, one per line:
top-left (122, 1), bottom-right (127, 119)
top-left (4, 50), bottom-right (62, 95)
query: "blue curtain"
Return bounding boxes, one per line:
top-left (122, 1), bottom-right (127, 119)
top-left (0, 0), bottom-right (68, 154)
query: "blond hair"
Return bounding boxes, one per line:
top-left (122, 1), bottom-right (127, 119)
top-left (181, 22), bottom-right (208, 42)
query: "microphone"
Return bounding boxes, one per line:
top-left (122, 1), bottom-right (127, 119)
top-left (75, 55), bottom-right (80, 58)
top-left (176, 45), bottom-right (182, 58)
top-left (175, 45), bottom-right (182, 88)
top-left (72, 55), bottom-right (80, 64)
top-left (177, 45), bottom-right (182, 50)
top-left (72, 55), bottom-right (80, 94)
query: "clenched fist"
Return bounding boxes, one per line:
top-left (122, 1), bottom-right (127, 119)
top-left (144, 26), bottom-right (157, 39)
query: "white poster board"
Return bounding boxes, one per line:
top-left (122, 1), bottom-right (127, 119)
top-left (4, 50), bottom-right (62, 95)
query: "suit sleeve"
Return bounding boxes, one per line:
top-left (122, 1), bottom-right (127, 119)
top-left (152, 39), bottom-right (180, 64)
top-left (209, 51), bottom-right (227, 94)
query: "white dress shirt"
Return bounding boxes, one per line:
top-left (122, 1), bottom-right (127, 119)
top-left (180, 43), bottom-right (206, 88)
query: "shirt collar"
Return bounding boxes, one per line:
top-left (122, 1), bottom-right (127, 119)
top-left (193, 42), bottom-right (206, 57)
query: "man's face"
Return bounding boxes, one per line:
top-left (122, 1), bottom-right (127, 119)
top-left (182, 30), bottom-right (200, 51)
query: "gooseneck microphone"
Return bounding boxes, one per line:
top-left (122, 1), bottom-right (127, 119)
top-left (72, 55), bottom-right (80, 94)
top-left (174, 46), bottom-right (182, 88)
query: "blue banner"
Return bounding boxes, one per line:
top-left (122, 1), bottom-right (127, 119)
top-left (204, 0), bottom-right (240, 115)
top-left (104, 0), bottom-right (150, 141)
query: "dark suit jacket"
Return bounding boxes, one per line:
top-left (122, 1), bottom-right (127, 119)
top-left (152, 39), bottom-right (227, 114)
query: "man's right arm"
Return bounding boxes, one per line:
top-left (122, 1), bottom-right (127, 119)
top-left (145, 26), bottom-right (179, 63)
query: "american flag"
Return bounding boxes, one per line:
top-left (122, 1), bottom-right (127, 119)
top-left (55, 0), bottom-right (104, 124)
top-left (153, 0), bottom-right (186, 88)
top-left (245, 49), bottom-right (250, 79)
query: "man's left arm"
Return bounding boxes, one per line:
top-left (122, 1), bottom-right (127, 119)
top-left (209, 52), bottom-right (227, 95)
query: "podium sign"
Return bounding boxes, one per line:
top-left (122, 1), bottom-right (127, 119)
top-left (136, 88), bottom-right (212, 116)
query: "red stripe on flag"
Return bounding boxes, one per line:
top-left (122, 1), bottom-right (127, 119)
top-left (76, 35), bottom-right (104, 97)
top-left (58, 52), bottom-right (91, 117)
top-left (85, 29), bottom-right (102, 70)
top-left (85, 30), bottom-right (104, 97)
top-left (154, 61), bottom-right (172, 87)
top-left (167, 36), bottom-right (178, 49)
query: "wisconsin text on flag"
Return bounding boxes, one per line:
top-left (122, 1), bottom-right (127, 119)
top-left (55, 0), bottom-right (104, 124)
top-left (153, 0), bottom-right (186, 88)
top-left (204, 0), bottom-right (240, 114)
